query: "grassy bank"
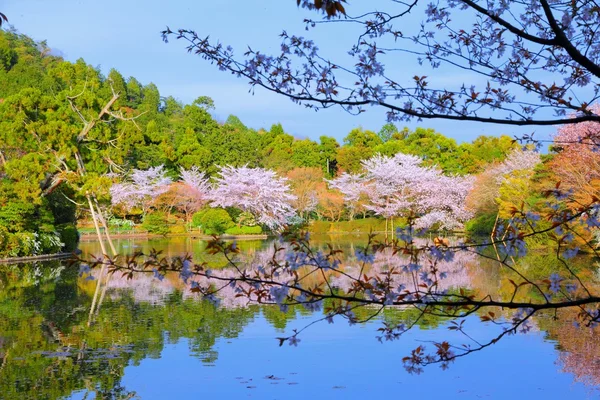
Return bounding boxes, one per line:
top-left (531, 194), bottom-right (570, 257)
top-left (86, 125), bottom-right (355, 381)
top-left (78, 217), bottom-right (404, 238)
top-left (308, 218), bottom-right (404, 234)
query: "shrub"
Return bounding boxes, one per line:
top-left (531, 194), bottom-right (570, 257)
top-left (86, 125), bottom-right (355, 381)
top-left (169, 224), bottom-right (187, 234)
top-left (308, 218), bottom-right (392, 234)
top-left (224, 225), bottom-right (263, 235)
top-left (0, 201), bottom-right (37, 233)
top-left (192, 208), bottom-right (234, 235)
top-left (57, 224), bottom-right (79, 252)
top-left (109, 218), bottom-right (135, 230)
top-left (142, 212), bottom-right (170, 235)
top-left (38, 232), bottom-right (64, 254)
top-left (3, 232), bottom-right (40, 257)
top-left (465, 213), bottom-right (497, 235)
top-left (235, 211), bottom-right (258, 227)
top-left (0, 226), bottom-right (8, 254)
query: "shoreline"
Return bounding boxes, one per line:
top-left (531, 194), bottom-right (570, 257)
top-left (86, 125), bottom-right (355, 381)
top-left (78, 232), bottom-right (270, 241)
top-left (0, 252), bottom-right (74, 264)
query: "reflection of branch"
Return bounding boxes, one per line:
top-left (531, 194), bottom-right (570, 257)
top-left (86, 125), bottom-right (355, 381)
top-left (98, 255), bottom-right (600, 312)
top-left (419, 310), bottom-right (535, 368)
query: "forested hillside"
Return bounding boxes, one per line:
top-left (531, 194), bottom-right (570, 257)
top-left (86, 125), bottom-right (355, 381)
top-left (0, 30), bottom-right (528, 257)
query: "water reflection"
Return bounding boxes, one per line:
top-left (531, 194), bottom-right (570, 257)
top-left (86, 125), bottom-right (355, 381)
top-left (0, 236), bottom-right (598, 399)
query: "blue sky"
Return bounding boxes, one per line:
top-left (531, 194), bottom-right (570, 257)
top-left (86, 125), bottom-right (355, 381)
top-left (3, 0), bottom-right (554, 143)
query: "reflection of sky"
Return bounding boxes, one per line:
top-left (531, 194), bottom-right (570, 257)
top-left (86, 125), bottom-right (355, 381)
top-left (105, 313), bottom-right (596, 399)
top-left (80, 237), bottom-right (600, 397)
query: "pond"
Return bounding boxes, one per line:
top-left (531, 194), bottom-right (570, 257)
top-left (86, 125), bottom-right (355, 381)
top-left (1, 235), bottom-right (599, 399)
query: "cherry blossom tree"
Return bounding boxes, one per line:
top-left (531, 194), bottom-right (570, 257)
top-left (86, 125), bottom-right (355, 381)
top-left (180, 166), bottom-right (211, 197)
top-left (358, 153), bottom-right (473, 232)
top-left (166, 167), bottom-right (212, 223)
top-left (163, 1), bottom-right (600, 127)
top-left (466, 149), bottom-right (541, 230)
top-left (209, 165), bottom-right (296, 229)
top-left (362, 154), bottom-right (433, 224)
top-left (416, 174), bottom-right (474, 230)
top-left (551, 105), bottom-right (600, 204)
top-left (491, 150), bottom-right (541, 184)
top-left (110, 165), bottom-right (172, 215)
top-left (327, 172), bottom-right (368, 220)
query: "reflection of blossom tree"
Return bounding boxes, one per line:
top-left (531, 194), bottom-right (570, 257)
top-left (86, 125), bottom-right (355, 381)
top-left (330, 244), bottom-right (474, 294)
top-left (552, 309), bottom-right (600, 387)
top-left (93, 269), bottom-right (175, 303)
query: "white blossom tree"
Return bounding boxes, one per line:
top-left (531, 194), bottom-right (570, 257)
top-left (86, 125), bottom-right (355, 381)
top-left (110, 165), bottom-right (172, 215)
top-left (180, 167), bottom-right (210, 194)
top-left (327, 172), bottom-right (367, 220)
top-left (416, 173), bottom-right (475, 230)
top-left (209, 165), bottom-right (296, 229)
top-left (336, 153), bottom-right (473, 233)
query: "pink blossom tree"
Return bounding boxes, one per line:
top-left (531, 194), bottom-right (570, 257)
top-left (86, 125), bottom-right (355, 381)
top-left (209, 165), bottom-right (296, 229)
top-left (110, 165), bottom-right (172, 215)
top-left (361, 153), bottom-right (472, 232)
top-left (416, 174), bottom-right (474, 230)
top-left (491, 150), bottom-right (541, 185)
top-left (551, 105), bottom-right (600, 203)
top-left (168, 167), bottom-right (212, 224)
top-left (362, 154), bottom-right (433, 223)
top-left (180, 166), bottom-right (211, 196)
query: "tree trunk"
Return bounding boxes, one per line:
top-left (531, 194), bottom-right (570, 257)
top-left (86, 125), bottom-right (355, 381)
top-left (385, 218), bottom-right (389, 240)
top-left (491, 213), bottom-right (499, 241)
top-left (86, 195), bottom-right (109, 327)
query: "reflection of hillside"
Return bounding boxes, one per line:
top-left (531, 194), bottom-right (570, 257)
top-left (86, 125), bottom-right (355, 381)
top-left (0, 265), bottom-right (258, 400)
top-left (4, 237), bottom-right (600, 398)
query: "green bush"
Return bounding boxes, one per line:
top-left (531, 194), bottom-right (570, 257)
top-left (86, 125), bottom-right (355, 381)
top-left (0, 201), bottom-right (37, 233)
top-left (57, 224), bottom-right (79, 252)
top-left (235, 211), bottom-right (258, 227)
top-left (465, 213), bottom-right (497, 235)
top-left (0, 228), bottom-right (72, 258)
top-left (192, 208), bottom-right (234, 235)
top-left (224, 225), bottom-right (263, 235)
top-left (142, 212), bottom-right (170, 235)
top-left (2, 232), bottom-right (38, 257)
top-left (309, 218), bottom-right (396, 234)
top-left (0, 226), bottom-right (8, 254)
top-left (169, 225), bottom-right (187, 234)
top-left (38, 232), bottom-right (64, 254)
top-left (109, 218), bottom-right (135, 230)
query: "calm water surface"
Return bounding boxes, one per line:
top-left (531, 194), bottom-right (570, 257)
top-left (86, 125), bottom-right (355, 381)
top-left (1, 235), bottom-right (599, 399)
